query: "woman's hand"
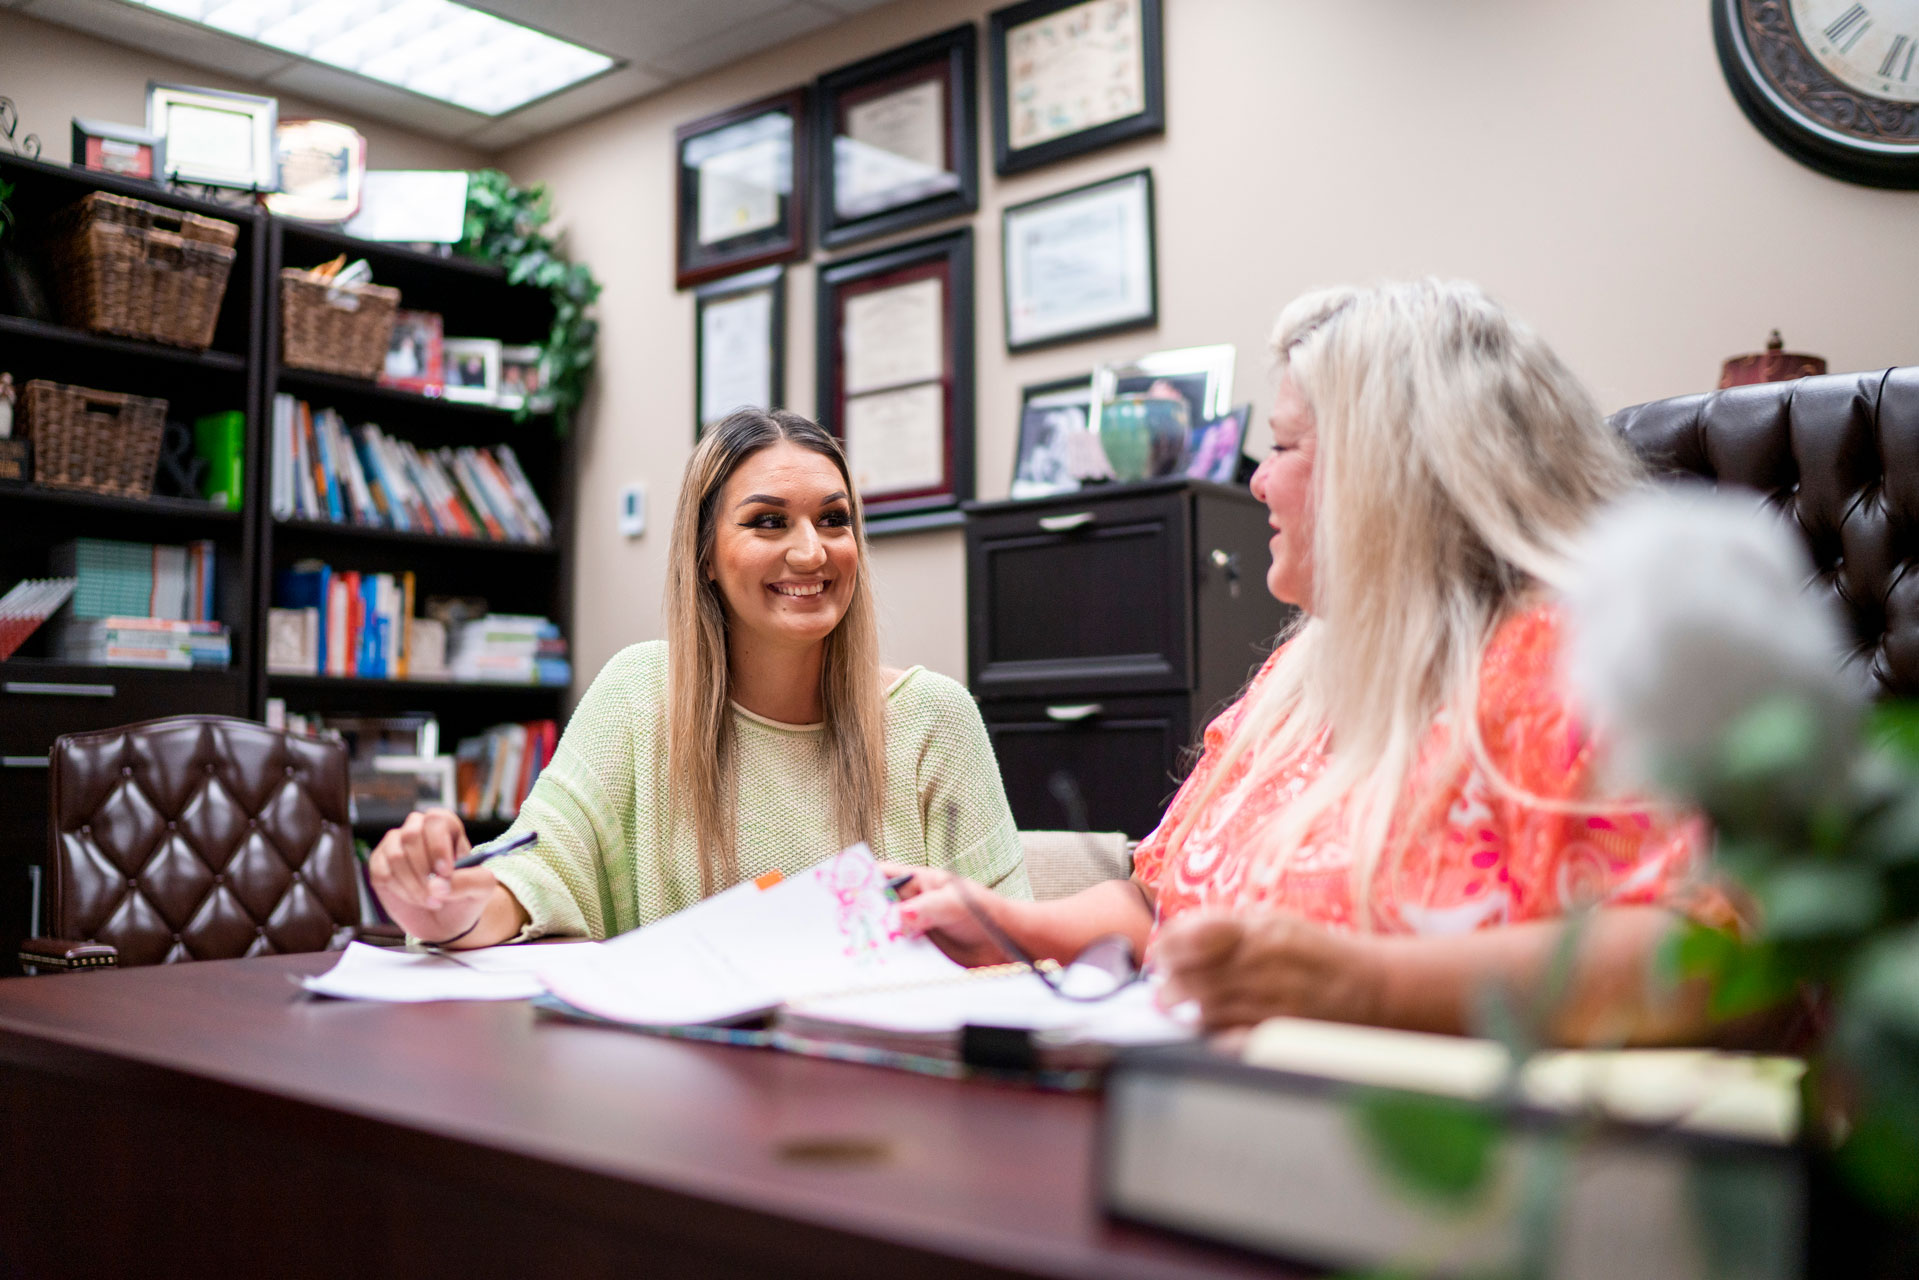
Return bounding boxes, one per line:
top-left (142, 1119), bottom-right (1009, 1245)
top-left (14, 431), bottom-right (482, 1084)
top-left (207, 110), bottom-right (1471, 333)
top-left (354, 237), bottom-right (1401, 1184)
top-left (877, 861), bottom-right (1020, 967)
top-left (367, 809), bottom-right (500, 945)
top-left (1154, 909), bottom-right (1386, 1031)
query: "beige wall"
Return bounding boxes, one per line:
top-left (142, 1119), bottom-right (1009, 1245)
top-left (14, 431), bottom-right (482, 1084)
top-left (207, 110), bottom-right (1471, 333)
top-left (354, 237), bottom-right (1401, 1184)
top-left (502, 0), bottom-right (1919, 695)
top-left (0, 9), bottom-right (484, 171)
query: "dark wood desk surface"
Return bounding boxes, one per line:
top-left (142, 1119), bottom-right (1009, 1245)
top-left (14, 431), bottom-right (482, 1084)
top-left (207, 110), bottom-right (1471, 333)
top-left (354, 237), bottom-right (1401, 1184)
top-left (0, 953), bottom-right (1293, 1280)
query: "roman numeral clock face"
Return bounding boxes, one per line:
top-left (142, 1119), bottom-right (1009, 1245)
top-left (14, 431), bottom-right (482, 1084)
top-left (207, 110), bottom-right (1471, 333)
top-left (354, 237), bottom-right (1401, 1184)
top-left (1715, 0), bottom-right (1919, 186)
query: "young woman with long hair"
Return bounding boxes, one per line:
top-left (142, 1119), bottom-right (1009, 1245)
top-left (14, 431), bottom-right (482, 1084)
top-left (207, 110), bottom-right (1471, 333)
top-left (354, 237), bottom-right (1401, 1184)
top-left (888, 280), bottom-right (1729, 1045)
top-left (370, 408), bottom-right (1028, 948)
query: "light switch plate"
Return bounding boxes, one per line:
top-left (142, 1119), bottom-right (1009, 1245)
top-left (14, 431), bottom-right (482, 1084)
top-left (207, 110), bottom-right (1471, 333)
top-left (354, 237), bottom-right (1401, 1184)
top-left (618, 483), bottom-right (646, 538)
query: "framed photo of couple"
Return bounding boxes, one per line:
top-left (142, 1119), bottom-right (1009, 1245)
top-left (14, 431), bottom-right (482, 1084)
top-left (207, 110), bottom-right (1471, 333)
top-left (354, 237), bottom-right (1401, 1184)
top-left (816, 229), bottom-right (975, 527)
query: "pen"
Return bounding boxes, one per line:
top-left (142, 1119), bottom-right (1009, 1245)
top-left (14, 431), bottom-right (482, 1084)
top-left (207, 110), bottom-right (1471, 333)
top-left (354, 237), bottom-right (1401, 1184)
top-left (886, 873), bottom-right (915, 894)
top-left (452, 829), bottom-right (538, 870)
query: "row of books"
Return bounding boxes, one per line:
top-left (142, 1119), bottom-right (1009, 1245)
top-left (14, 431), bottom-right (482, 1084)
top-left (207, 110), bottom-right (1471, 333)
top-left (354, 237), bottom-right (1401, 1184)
top-left (271, 563), bottom-right (438, 680)
top-left (51, 616), bottom-right (231, 668)
top-left (0, 578), bottom-right (77, 661)
top-left (51, 538), bottom-right (218, 622)
top-left (455, 720), bottom-right (558, 822)
top-left (449, 614), bottom-right (571, 687)
top-left (268, 395), bottom-right (554, 543)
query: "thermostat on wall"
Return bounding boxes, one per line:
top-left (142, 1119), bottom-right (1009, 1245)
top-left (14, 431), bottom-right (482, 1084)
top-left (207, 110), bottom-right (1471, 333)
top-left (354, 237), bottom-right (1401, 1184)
top-left (618, 483), bottom-right (646, 538)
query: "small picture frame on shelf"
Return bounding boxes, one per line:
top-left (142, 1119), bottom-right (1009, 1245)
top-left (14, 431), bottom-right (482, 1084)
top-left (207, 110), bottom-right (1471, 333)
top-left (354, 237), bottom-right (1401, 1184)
top-left (146, 82), bottom-right (278, 191)
top-left (497, 345), bottom-right (552, 412)
top-left (696, 265), bottom-right (785, 439)
top-left (675, 89), bottom-right (809, 290)
top-left (380, 310), bottom-right (444, 396)
top-left (1183, 402), bottom-right (1252, 485)
top-left (987, 0), bottom-right (1165, 176)
top-left (441, 338), bottom-right (502, 404)
top-left (816, 228), bottom-right (974, 524)
top-left (70, 118), bottom-right (164, 182)
top-left (266, 119), bottom-right (366, 223)
top-left (815, 25), bottom-right (978, 249)
top-left (1002, 168), bottom-right (1156, 352)
top-left (1010, 374), bottom-right (1102, 499)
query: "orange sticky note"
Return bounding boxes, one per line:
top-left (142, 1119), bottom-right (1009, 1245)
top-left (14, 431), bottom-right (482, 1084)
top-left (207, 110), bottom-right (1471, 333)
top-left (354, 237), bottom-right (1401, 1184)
top-left (754, 869), bottom-right (784, 891)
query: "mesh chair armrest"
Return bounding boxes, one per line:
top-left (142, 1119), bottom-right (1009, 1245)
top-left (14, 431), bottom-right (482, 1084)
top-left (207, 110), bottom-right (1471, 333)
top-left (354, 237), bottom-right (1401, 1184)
top-left (19, 938), bottom-right (119, 972)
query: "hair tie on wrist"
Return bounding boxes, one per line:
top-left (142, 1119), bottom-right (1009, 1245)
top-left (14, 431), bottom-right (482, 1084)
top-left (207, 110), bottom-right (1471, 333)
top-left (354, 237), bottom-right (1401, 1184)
top-left (421, 916), bottom-right (484, 950)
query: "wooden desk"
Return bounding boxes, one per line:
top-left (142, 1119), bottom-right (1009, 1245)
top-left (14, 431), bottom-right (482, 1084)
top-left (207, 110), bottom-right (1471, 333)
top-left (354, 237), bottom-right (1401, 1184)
top-left (0, 953), bottom-right (1292, 1279)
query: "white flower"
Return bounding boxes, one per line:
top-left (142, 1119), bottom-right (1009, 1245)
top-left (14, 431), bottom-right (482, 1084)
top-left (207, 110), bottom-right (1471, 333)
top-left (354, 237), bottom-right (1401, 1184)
top-left (1564, 485), bottom-right (1865, 793)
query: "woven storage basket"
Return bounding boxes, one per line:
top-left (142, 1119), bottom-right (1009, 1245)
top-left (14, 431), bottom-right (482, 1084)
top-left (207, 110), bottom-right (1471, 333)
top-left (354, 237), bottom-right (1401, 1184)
top-left (280, 269), bottom-right (400, 380)
top-left (48, 192), bottom-right (238, 350)
top-left (21, 380), bottom-right (166, 497)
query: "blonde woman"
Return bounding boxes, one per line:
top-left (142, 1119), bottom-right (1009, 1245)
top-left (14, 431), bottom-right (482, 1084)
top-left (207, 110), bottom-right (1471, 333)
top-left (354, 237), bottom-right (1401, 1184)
top-left (370, 408), bottom-right (1029, 948)
top-left (890, 280), bottom-right (1728, 1045)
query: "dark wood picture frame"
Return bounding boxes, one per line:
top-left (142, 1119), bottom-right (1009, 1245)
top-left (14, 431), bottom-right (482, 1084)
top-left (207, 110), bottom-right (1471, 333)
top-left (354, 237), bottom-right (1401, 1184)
top-left (694, 264), bottom-right (786, 439)
top-left (1001, 167), bottom-right (1157, 353)
top-left (816, 227), bottom-right (974, 530)
top-left (987, 0), bottom-right (1165, 176)
top-left (814, 25), bottom-right (979, 250)
top-left (675, 88), bottom-right (809, 290)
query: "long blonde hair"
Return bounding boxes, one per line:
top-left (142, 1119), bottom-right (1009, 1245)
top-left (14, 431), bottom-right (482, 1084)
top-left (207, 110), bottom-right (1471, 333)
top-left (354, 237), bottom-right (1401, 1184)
top-left (664, 408), bottom-right (887, 895)
top-left (1170, 280), bottom-right (1644, 926)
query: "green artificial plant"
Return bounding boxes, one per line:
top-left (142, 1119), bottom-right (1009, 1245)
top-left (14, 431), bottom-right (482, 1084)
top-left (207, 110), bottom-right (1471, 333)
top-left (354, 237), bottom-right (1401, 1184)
top-left (458, 169), bottom-right (601, 434)
top-left (0, 177), bottom-right (16, 244)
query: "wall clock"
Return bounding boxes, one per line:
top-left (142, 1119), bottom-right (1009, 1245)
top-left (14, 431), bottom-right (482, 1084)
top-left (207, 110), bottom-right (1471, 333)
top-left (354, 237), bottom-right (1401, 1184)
top-left (1713, 0), bottom-right (1919, 187)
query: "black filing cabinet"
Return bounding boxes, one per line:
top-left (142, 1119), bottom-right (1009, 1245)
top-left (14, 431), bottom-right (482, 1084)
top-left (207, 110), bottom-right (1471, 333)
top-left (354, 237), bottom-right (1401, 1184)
top-left (966, 480), bottom-right (1293, 838)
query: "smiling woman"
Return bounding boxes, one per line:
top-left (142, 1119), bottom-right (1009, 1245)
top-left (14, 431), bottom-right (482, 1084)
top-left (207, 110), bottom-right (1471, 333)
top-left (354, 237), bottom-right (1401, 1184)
top-left (367, 407), bottom-right (1030, 948)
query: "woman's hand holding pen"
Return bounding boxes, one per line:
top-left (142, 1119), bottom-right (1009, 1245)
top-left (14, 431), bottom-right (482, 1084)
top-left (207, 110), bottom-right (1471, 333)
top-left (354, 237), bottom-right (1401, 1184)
top-left (877, 862), bottom-right (1021, 967)
top-left (368, 809), bottom-right (503, 946)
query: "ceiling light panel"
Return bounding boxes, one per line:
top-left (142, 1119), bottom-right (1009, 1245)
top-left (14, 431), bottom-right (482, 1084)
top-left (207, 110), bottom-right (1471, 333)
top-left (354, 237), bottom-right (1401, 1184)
top-left (123, 0), bottom-right (617, 116)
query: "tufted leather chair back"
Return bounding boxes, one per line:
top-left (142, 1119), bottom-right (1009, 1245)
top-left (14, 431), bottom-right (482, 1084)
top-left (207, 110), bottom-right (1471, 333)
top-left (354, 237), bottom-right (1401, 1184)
top-left (1611, 367), bottom-right (1919, 698)
top-left (48, 715), bottom-right (361, 966)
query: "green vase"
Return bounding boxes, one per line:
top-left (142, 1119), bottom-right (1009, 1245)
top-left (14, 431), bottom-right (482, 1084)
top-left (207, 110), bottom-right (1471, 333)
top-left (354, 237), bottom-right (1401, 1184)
top-left (1100, 394), bottom-right (1190, 482)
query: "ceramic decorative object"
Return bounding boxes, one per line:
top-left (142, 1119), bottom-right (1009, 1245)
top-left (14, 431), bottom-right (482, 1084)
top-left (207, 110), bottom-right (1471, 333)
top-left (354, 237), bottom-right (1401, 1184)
top-left (1099, 392), bottom-right (1189, 482)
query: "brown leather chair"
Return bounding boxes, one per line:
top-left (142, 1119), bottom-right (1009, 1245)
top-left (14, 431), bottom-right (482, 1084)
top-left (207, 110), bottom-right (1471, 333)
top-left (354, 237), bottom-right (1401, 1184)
top-left (1611, 366), bottom-right (1919, 698)
top-left (18, 715), bottom-right (382, 971)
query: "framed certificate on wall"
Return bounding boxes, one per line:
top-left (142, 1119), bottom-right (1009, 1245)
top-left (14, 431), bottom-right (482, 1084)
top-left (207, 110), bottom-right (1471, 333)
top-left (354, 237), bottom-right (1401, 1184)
top-left (987, 0), bottom-right (1165, 175)
top-left (695, 265), bottom-right (786, 438)
top-left (814, 26), bottom-right (979, 249)
top-left (675, 89), bottom-right (809, 289)
top-left (816, 228), bottom-right (975, 528)
top-left (1002, 168), bottom-right (1156, 352)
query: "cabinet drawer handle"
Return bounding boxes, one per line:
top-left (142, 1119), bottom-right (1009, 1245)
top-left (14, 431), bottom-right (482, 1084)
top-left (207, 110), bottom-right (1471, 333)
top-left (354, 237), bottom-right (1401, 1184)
top-left (1045, 703), bottom-right (1104, 722)
top-left (4, 681), bottom-right (117, 698)
top-left (1038, 512), bottom-right (1095, 533)
top-left (3, 756), bottom-right (50, 769)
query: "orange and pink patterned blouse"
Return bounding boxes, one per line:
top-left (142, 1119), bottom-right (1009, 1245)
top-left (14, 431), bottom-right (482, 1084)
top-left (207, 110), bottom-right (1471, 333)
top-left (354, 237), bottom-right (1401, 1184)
top-left (1133, 605), bottom-right (1723, 939)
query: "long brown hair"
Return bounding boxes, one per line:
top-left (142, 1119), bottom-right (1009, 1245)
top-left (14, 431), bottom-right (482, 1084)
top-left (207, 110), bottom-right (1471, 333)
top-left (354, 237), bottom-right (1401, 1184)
top-left (664, 408), bottom-right (887, 894)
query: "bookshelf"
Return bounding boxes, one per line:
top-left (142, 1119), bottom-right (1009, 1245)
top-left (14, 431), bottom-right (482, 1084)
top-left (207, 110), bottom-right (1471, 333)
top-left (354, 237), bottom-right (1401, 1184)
top-left (0, 153), bottom-right (578, 974)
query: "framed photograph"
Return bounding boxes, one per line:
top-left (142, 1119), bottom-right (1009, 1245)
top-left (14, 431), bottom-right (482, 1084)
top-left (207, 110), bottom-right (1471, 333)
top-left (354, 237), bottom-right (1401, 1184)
top-left (1002, 167), bottom-right (1155, 352)
top-left (988, 0), bottom-right (1165, 175)
top-left (675, 89), bottom-right (809, 290)
top-left (1091, 344), bottom-right (1236, 479)
top-left (146, 82), bottom-right (278, 190)
top-left (1010, 374), bottom-right (1111, 499)
top-left (816, 228), bottom-right (974, 525)
top-left (1184, 402), bottom-right (1252, 485)
top-left (696, 265), bottom-right (785, 438)
top-left (265, 119), bottom-right (365, 223)
top-left (815, 25), bottom-right (978, 250)
top-left (441, 338), bottom-right (502, 405)
top-left (380, 310), bottom-right (444, 396)
top-left (70, 118), bottom-right (163, 182)
top-left (498, 345), bottom-right (553, 413)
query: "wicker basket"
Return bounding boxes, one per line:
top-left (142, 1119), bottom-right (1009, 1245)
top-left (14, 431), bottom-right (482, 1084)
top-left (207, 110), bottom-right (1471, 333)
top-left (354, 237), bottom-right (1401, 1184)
top-left (47, 192), bottom-right (238, 350)
top-left (280, 269), bottom-right (400, 380)
top-left (21, 380), bottom-right (167, 497)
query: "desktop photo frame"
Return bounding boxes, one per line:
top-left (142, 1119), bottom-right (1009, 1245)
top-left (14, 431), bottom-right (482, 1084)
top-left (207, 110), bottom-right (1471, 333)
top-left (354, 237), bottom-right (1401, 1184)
top-left (675, 88), bottom-right (809, 290)
top-left (70, 118), bottom-right (164, 182)
top-left (146, 82), bottom-right (278, 191)
top-left (987, 0), bottom-right (1165, 176)
top-left (442, 338), bottom-right (502, 405)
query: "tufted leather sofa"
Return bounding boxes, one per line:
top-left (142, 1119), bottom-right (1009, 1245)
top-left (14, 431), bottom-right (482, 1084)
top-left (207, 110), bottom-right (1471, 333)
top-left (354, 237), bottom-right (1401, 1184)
top-left (1611, 366), bottom-right (1919, 698)
top-left (18, 715), bottom-right (377, 971)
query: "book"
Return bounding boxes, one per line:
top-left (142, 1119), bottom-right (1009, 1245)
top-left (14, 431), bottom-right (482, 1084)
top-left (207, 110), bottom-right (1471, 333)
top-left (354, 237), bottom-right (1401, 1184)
top-left (1099, 1018), bottom-right (1806, 1279)
top-left (0, 577), bottom-right (77, 660)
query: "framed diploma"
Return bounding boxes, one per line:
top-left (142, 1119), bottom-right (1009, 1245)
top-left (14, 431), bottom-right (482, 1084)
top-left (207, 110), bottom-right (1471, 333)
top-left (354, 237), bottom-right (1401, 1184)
top-left (815, 25), bottom-right (979, 250)
top-left (146, 82), bottom-right (278, 190)
top-left (695, 265), bottom-right (786, 438)
top-left (987, 0), bottom-right (1165, 176)
top-left (675, 89), bottom-right (809, 289)
top-left (1002, 168), bottom-right (1156, 352)
top-left (816, 228), bottom-right (975, 527)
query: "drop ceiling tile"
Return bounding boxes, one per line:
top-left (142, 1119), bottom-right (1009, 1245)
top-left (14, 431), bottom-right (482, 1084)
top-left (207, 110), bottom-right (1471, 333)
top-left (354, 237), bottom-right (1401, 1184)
top-left (647, 1), bottom-right (840, 79)
top-left (813, 0), bottom-right (902, 13)
top-left (474, 0), bottom-right (795, 63)
top-left (459, 64), bottom-right (667, 150)
top-left (262, 61), bottom-right (489, 139)
top-left (20, 0), bottom-right (299, 82)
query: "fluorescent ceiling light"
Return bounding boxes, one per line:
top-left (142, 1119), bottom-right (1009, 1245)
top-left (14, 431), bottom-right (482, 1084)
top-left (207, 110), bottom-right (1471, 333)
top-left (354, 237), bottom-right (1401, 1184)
top-left (124, 0), bottom-right (617, 117)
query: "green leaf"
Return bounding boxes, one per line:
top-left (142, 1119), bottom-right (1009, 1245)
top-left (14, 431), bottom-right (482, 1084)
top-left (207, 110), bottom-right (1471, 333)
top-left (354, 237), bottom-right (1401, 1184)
top-left (1687, 1157), bottom-right (1801, 1280)
top-left (1350, 1090), bottom-right (1502, 1210)
top-left (1719, 697), bottom-right (1822, 782)
top-left (1869, 701), bottom-right (1919, 766)
top-left (1759, 862), bottom-right (1883, 939)
top-left (1834, 1109), bottom-right (1919, 1217)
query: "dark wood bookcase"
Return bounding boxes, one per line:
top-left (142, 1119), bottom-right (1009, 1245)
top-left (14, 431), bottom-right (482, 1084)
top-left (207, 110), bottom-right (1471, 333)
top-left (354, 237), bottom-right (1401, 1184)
top-left (0, 153), bottom-right (576, 972)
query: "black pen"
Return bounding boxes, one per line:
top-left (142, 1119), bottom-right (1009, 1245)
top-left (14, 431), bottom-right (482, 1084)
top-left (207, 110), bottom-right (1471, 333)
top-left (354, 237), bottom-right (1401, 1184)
top-left (452, 829), bottom-right (537, 870)
top-left (886, 872), bottom-right (915, 895)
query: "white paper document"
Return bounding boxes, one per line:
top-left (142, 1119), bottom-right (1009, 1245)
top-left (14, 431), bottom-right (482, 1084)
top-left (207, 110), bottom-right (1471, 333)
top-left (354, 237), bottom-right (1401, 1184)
top-left (301, 941), bottom-right (580, 1003)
